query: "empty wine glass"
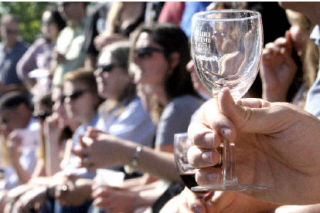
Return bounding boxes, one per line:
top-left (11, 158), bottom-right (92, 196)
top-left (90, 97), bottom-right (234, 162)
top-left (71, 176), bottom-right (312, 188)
top-left (191, 9), bottom-right (266, 191)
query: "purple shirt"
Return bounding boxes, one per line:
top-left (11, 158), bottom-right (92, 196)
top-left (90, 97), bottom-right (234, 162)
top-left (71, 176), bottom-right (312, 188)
top-left (16, 38), bottom-right (55, 81)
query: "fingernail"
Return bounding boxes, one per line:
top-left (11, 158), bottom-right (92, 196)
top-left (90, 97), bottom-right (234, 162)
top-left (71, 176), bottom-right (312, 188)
top-left (221, 128), bottom-right (232, 140)
top-left (208, 173), bottom-right (219, 182)
top-left (204, 133), bottom-right (215, 147)
top-left (202, 151), bottom-right (212, 162)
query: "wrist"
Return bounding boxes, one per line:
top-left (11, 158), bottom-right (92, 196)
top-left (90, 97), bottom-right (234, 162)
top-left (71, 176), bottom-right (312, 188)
top-left (263, 87), bottom-right (287, 102)
top-left (124, 144), bottom-right (143, 174)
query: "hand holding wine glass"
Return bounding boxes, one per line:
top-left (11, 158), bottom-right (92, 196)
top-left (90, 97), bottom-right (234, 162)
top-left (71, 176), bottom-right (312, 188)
top-left (191, 9), bottom-right (264, 191)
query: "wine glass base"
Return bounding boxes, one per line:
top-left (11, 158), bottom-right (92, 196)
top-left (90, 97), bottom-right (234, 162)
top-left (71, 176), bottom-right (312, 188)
top-left (191, 183), bottom-right (267, 192)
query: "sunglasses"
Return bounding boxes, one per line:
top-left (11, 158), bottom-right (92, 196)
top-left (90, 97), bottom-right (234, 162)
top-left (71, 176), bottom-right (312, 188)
top-left (96, 64), bottom-right (121, 73)
top-left (134, 46), bottom-right (164, 59)
top-left (64, 90), bottom-right (87, 101)
top-left (5, 29), bottom-right (19, 34)
top-left (33, 112), bottom-right (51, 121)
top-left (0, 116), bottom-right (9, 125)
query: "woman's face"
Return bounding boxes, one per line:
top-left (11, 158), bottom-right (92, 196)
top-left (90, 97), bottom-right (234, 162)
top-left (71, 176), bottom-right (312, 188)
top-left (41, 11), bottom-right (59, 42)
top-left (133, 32), bottom-right (170, 86)
top-left (95, 51), bottom-right (131, 100)
top-left (63, 81), bottom-right (97, 124)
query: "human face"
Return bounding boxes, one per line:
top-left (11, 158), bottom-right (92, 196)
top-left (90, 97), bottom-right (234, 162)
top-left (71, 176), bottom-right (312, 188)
top-left (1, 21), bottom-right (19, 47)
top-left (186, 60), bottom-right (209, 96)
top-left (63, 81), bottom-right (96, 124)
top-left (0, 106), bottom-right (25, 137)
top-left (133, 32), bottom-right (169, 86)
top-left (41, 11), bottom-right (59, 42)
top-left (59, 2), bottom-right (83, 22)
top-left (95, 52), bottom-right (131, 100)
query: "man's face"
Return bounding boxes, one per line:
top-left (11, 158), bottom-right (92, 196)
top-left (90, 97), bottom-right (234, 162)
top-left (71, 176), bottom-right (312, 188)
top-left (58, 2), bottom-right (84, 22)
top-left (1, 21), bottom-right (19, 46)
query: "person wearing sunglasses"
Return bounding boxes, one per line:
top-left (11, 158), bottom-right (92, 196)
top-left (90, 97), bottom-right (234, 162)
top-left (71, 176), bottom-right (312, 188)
top-left (94, 41), bottom-right (154, 148)
top-left (11, 69), bottom-right (101, 213)
top-left (74, 23), bottom-right (203, 213)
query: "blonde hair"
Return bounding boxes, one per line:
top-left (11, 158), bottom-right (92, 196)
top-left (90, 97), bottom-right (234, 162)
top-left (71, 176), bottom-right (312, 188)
top-left (0, 137), bottom-right (10, 167)
top-left (286, 9), bottom-right (318, 88)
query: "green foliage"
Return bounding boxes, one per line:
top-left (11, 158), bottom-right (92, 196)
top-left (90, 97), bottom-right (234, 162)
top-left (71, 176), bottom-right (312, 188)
top-left (0, 2), bottom-right (55, 44)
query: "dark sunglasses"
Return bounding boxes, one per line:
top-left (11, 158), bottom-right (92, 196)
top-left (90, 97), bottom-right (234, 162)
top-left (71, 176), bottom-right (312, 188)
top-left (96, 64), bottom-right (120, 73)
top-left (0, 116), bottom-right (9, 125)
top-left (5, 29), bottom-right (19, 34)
top-left (64, 90), bottom-right (87, 101)
top-left (33, 112), bottom-right (51, 121)
top-left (134, 46), bottom-right (164, 59)
top-left (61, 2), bottom-right (71, 7)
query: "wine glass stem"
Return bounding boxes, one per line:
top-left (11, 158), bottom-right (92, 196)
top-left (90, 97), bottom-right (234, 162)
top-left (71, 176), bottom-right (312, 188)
top-left (222, 138), bottom-right (238, 185)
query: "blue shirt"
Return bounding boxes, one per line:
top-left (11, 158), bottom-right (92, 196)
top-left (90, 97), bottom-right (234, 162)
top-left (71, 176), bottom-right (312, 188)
top-left (63, 114), bottom-right (99, 179)
top-left (305, 25), bottom-right (320, 118)
top-left (180, 2), bottom-right (211, 38)
top-left (0, 41), bottom-right (27, 85)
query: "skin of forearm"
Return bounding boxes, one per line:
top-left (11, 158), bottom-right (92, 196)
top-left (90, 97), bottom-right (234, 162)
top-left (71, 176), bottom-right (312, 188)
top-left (129, 180), bottom-right (166, 193)
top-left (134, 183), bottom-right (170, 208)
top-left (123, 143), bottom-right (180, 182)
top-left (11, 158), bottom-right (31, 184)
top-left (262, 87), bottom-right (287, 102)
top-left (45, 136), bottom-right (61, 176)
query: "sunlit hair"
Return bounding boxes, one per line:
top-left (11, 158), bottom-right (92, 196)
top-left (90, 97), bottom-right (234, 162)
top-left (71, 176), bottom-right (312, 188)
top-left (64, 68), bottom-right (102, 109)
top-left (99, 41), bottom-right (136, 116)
top-left (64, 68), bottom-right (97, 95)
top-left (43, 6), bottom-right (66, 31)
top-left (100, 41), bottom-right (131, 74)
top-left (286, 9), bottom-right (318, 89)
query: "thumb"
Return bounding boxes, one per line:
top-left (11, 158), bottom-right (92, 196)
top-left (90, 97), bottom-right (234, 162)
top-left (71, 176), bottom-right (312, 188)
top-left (284, 30), bottom-right (293, 53)
top-left (218, 88), bottom-right (279, 134)
top-left (86, 127), bottom-right (101, 138)
top-left (78, 135), bottom-right (87, 148)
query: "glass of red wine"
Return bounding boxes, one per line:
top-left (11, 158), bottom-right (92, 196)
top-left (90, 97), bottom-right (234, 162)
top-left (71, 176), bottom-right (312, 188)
top-left (174, 132), bottom-right (197, 190)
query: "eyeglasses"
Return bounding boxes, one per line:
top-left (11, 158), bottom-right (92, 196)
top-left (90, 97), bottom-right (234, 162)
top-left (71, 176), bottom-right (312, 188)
top-left (33, 112), bottom-right (51, 121)
top-left (5, 29), bottom-right (19, 35)
top-left (0, 116), bottom-right (9, 125)
top-left (96, 64), bottom-right (121, 73)
top-left (42, 20), bottom-right (54, 26)
top-left (60, 2), bottom-right (71, 7)
top-left (64, 90), bottom-right (87, 101)
top-left (134, 46), bottom-right (164, 60)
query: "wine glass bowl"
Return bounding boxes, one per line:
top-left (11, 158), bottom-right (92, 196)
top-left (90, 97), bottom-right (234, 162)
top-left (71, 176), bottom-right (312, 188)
top-left (190, 9), bottom-right (266, 191)
top-left (191, 10), bottom-right (263, 101)
top-left (174, 133), bottom-right (198, 190)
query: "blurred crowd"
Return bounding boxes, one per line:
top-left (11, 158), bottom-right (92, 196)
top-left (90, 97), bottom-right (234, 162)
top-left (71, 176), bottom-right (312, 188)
top-left (0, 1), bottom-right (319, 213)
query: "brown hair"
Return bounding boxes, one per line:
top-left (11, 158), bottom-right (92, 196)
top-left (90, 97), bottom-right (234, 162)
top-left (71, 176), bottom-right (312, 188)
top-left (64, 68), bottom-right (103, 109)
top-left (131, 23), bottom-right (199, 122)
